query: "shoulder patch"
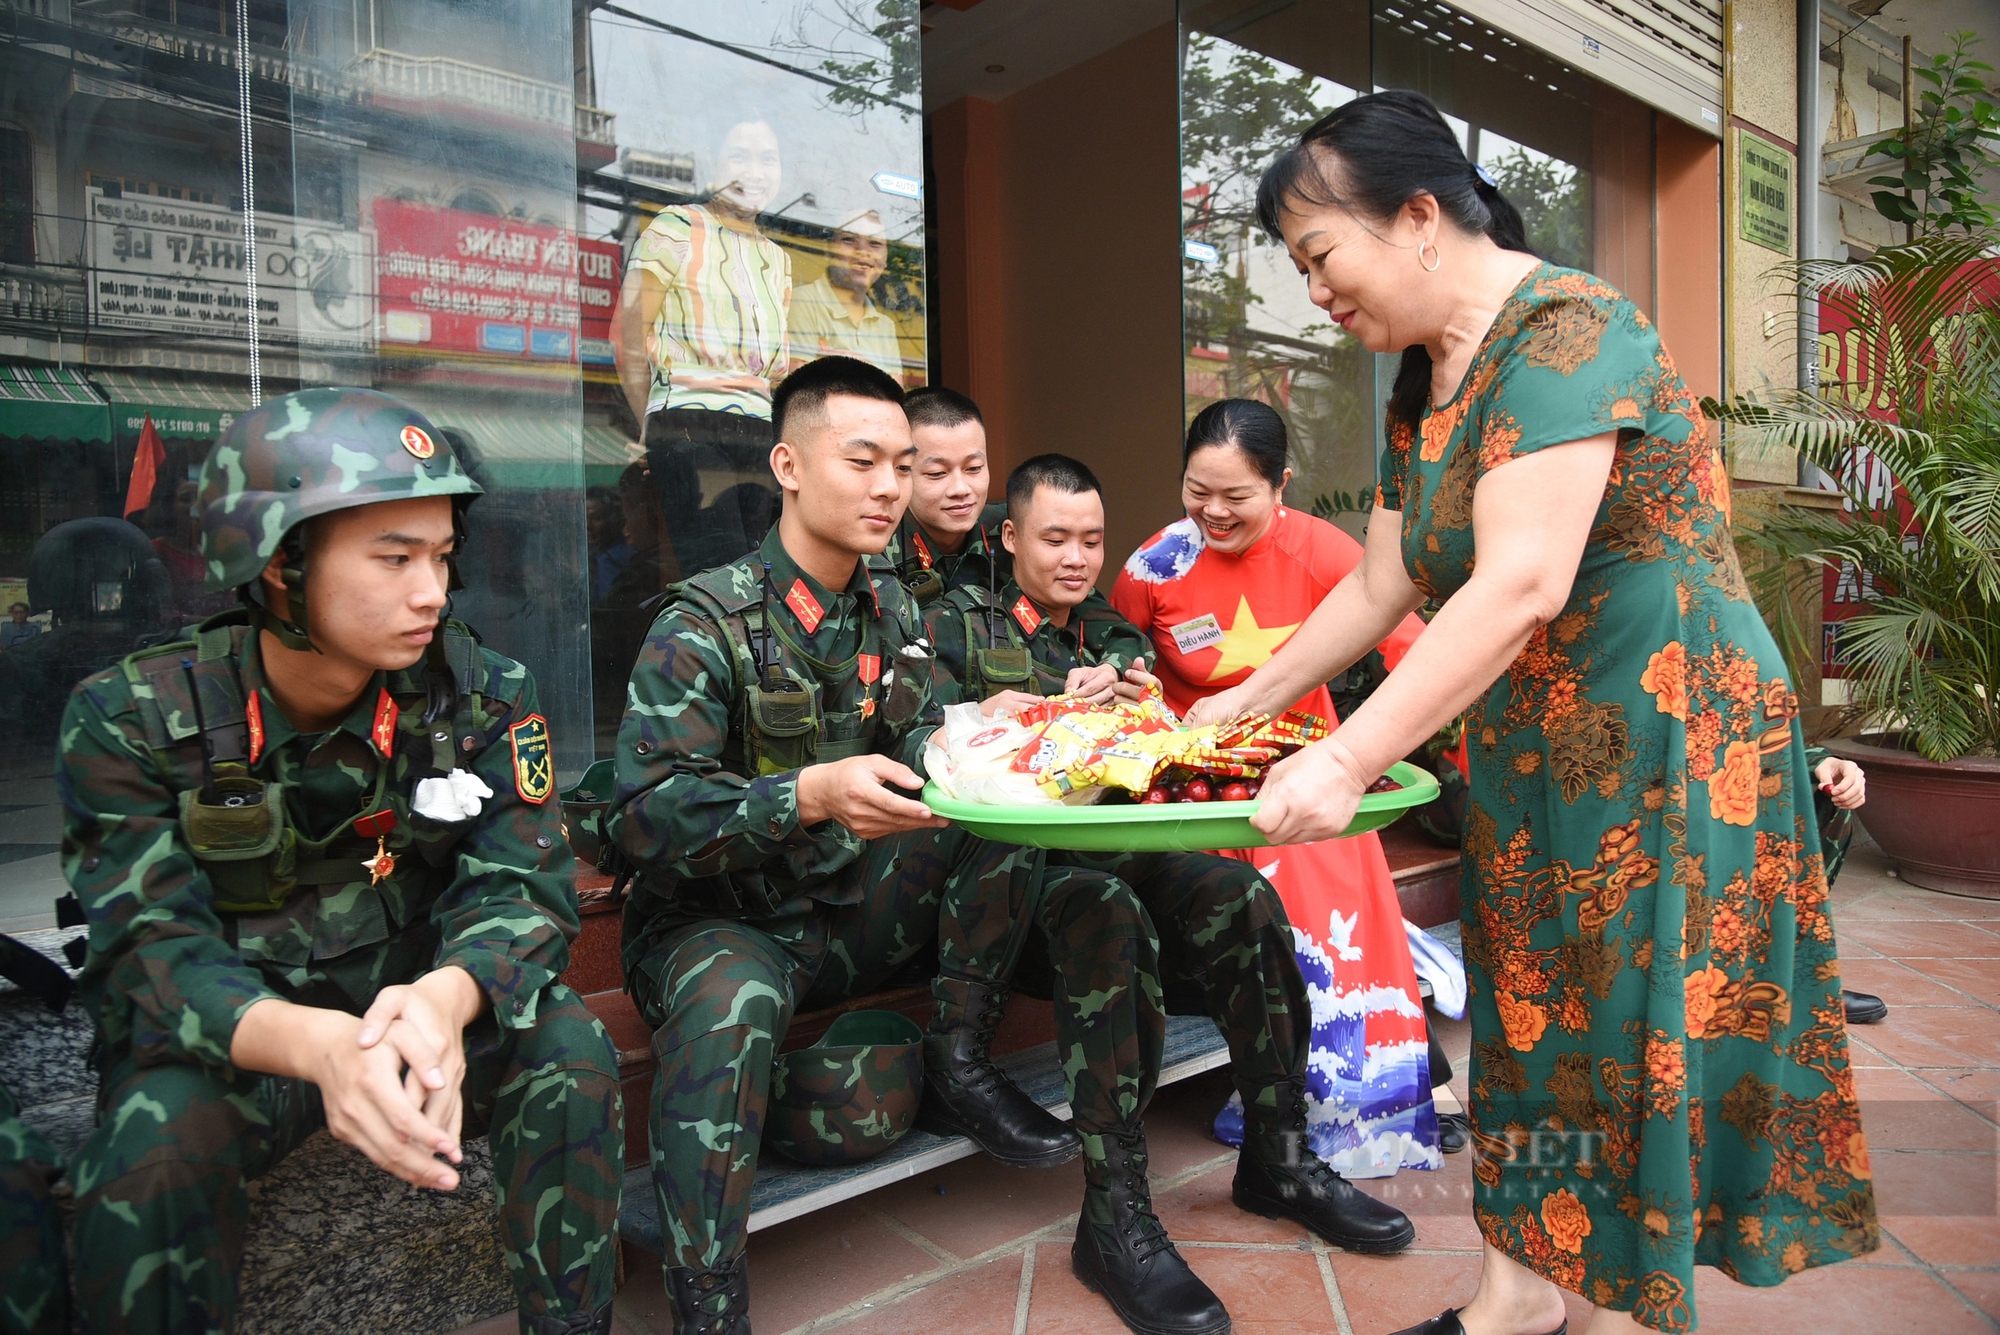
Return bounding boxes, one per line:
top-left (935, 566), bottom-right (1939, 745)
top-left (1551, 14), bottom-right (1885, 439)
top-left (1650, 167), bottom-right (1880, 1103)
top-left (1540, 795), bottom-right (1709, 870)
top-left (508, 713), bottom-right (553, 803)
top-left (682, 559), bottom-right (764, 615)
top-left (1122, 518), bottom-right (1204, 584)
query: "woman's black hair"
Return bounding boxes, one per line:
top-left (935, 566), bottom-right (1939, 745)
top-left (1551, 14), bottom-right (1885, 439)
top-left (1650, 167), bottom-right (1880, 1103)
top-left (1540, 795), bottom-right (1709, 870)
top-left (1254, 89), bottom-right (1533, 439)
top-left (1183, 398), bottom-right (1288, 489)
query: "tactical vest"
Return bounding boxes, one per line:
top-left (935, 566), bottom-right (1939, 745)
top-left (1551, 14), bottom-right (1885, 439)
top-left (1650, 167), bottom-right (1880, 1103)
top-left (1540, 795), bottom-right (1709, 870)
top-left (892, 520), bottom-right (948, 608)
top-left (117, 609), bottom-right (489, 915)
top-left (676, 563), bottom-right (928, 780)
top-left (641, 564), bottom-right (929, 920)
top-left (951, 586), bottom-right (1114, 700)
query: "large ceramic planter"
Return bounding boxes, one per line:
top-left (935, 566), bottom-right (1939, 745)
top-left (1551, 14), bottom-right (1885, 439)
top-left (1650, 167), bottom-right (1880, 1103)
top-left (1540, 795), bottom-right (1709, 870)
top-left (1822, 734), bottom-right (2000, 898)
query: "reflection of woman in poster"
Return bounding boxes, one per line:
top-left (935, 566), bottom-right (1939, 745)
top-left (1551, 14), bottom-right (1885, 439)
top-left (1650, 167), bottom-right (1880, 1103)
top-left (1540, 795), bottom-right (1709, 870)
top-left (614, 115), bottom-right (791, 582)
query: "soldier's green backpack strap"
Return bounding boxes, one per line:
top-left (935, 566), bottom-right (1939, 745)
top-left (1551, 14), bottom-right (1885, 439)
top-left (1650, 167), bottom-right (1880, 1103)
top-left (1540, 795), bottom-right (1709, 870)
top-left (404, 618), bottom-right (488, 775)
top-left (120, 613), bottom-right (299, 914)
top-left (956, 589), bottom-right (1036, 701)
top-left (677, 570), bottom-right (823, 779)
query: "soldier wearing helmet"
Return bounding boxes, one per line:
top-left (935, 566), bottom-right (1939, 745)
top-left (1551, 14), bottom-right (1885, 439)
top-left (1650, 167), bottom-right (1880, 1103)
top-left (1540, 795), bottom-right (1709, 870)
top-left (56, 389), bottom-right (624, 1335)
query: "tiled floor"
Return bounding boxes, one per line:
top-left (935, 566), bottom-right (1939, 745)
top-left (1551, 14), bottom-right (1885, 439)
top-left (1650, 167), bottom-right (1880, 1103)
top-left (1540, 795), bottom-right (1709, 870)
top-left (458, 835), bottom-right (2000, 1334)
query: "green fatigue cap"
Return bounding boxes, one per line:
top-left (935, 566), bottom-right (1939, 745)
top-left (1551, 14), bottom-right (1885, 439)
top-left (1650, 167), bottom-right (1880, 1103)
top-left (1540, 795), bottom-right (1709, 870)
top-left (766, 1010), bottom-right (926, 1167)
top-left (198, 387), bottom-right (483, 594)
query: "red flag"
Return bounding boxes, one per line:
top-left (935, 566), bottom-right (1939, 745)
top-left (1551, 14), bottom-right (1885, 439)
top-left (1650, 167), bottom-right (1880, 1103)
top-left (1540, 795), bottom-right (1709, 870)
top-left (124, 413), bottom-right (166, 520)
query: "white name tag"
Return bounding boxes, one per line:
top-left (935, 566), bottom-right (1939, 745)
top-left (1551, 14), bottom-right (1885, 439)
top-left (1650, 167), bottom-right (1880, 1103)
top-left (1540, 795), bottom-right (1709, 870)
top-left (1169, 613), bottom-right (1225, 654)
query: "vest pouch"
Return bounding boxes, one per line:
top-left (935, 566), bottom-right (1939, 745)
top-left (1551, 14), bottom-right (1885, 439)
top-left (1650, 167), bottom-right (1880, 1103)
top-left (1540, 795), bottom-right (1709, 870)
top-left (179, 780), bottom-right (297, 913)
top-left (747, 678), bottom-right (819, 777)
top-left (902, 567), bottom-right (945, 606)
top-left (973, 647), bottom-right (1036, 700)
top-left (815, 707), bottom-right (874, 765)
top-left (881, 667), bottom-right (925, 728)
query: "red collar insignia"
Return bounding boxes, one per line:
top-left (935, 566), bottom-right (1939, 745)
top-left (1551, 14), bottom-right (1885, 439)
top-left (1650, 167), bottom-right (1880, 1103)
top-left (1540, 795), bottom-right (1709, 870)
top-left (785, 578), bottom-right (826, 634)
top-left (911, 529), bottom-right (934, 570)
top-left (245, 691), bottom-right (265, 765)
top-left (1011, 596), bottom-right (1043, 635)
top-left (371, 687), bottom-right (398, 758)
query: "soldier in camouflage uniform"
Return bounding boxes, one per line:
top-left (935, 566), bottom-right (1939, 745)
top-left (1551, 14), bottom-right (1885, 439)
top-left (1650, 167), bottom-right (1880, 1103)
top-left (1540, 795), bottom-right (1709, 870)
top-left (610, 359), bottom-right (1164, 1335)
top-left (59, 389), bottom-right (623, 1335)
top-left (925, 454), bottom-right (1417, 1335)
top-left (0, 1080), bottom-right (65, 1335)
top-left (875, 386), bottom-right (1011, 606)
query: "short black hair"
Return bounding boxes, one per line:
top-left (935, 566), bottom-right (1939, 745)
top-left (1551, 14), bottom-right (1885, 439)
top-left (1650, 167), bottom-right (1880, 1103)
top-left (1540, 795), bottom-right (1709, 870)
top-left (772, 355), bottom-right (905, 443)
top-left (1006, 453), bottom-right (1102, 519)
top-left (904, 386), bottom-right (983, 433)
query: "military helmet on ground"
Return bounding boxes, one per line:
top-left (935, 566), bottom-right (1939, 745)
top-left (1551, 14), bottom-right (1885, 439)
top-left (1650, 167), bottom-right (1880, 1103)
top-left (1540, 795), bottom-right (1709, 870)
top-left (196, 388), bottom-right (482, 645)
top-left (765, 1010), bottom-right (925, 1166)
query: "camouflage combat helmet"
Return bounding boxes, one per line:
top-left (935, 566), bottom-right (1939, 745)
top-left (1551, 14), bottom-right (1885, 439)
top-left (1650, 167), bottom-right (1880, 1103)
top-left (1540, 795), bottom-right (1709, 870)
top-left (197, 388), bottom-right (483, 647)
top-left (766, 1010), bottom-right (926, 1166)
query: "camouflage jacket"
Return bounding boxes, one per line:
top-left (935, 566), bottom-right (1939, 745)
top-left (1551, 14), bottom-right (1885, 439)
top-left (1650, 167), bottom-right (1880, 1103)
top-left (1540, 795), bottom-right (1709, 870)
top-left (875, 503), bottom-right (1012, 606)
top-left (925, 580), bottom-right (1150, 705)
top-left (611, 527), bottom-right (936, 941)
top-left (59, 613), bottom-right (578, 1079)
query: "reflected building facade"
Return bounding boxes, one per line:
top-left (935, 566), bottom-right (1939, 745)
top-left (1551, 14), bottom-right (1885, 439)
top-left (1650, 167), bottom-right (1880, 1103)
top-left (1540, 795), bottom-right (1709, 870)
top-left (0, 0), bottom-right (929, 819)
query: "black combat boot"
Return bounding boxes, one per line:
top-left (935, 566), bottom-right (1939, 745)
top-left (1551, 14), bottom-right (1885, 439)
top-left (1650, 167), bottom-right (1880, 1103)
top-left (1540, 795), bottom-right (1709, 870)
top-left (917, 977), bottom-right (1081, 1167)
top-left (523, 1305), bottom-right (615, 1334)
top-left (663, 1255), bottom-right (750, 1335)
top-left (1071, 1122), bottom-right (1230, 1335)
top-left (1232, 1075), bottom-right (1417, 1254)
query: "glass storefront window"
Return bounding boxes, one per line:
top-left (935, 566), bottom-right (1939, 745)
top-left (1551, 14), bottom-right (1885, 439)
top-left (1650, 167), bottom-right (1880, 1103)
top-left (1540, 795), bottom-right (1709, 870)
top-left (582, 0), bottom-right (926, 753)
top-left (0, 0), bottom-right (925, 923)
top-left (1179, 0), bottom-right (1656, 538)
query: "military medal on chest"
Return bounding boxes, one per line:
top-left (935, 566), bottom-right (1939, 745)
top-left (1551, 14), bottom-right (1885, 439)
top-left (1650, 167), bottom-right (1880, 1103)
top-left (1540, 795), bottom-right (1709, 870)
top-left (355, 808), bottom-right (399, 885)
top-left (858, 652), bottom-right (881, 718)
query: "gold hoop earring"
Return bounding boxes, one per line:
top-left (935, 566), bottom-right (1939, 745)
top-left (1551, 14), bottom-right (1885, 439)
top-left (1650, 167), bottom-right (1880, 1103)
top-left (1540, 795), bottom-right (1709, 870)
top-left (1419, 241), bottom-right (1441, 272)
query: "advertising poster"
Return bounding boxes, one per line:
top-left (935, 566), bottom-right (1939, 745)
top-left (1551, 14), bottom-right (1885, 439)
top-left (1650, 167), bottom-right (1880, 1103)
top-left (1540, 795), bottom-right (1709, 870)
top-left (86, 187), bottom-right (375, 349)
top-left (373, 198), bottom-right (619, 363)
top-left (1814, 258), bottom-right (1999, 674)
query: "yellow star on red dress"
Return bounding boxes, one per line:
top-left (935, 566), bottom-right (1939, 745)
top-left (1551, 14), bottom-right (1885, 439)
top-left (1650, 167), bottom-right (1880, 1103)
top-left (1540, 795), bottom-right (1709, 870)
top-left (1205, 596), bottom-right (1303, 682)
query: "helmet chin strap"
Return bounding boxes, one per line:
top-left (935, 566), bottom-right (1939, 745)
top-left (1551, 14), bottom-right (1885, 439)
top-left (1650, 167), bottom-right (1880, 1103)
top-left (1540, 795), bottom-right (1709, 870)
top-left (241, 532), bottom-right (317, 653)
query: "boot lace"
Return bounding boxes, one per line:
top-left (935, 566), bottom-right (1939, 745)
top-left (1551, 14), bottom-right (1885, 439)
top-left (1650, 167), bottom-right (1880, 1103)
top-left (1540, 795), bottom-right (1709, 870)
top-left (956, 989), bottom-right (1011, 1095)
top-left (1107, 1126), bottom-right (1175, 1262)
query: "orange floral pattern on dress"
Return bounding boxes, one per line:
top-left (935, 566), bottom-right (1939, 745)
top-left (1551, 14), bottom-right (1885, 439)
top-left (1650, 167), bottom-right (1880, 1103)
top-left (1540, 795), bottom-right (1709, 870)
top-left (1641, 642), bottom-right (1689, 719)
top-left (1543, 1188), bottom-right (1593, 1253)
top-left (1710, 740), bottom-right (1762, 825)
top-left (1497, 991), bottom-right (1550, 1051)
top-left (1392, 264), bottom-right (1876, 1330)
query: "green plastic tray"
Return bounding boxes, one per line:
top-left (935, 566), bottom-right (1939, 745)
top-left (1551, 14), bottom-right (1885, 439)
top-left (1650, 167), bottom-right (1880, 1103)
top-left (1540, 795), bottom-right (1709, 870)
top-left (922, 760), bottom-right (1439, 852)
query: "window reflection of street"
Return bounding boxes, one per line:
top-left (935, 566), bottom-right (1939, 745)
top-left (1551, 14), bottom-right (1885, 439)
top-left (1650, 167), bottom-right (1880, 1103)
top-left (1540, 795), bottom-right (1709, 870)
top-left (1180, 0), bottom-right (1653, 543)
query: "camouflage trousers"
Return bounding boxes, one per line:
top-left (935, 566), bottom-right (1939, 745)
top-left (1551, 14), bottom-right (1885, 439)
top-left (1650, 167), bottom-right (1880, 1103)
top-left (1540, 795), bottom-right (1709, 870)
top-left (68, 983), bottom-right (623, 1335)
top-left (1049, 851), bottom-right (1311, 1132)
top-left (935, 846), bottom-right (1166, 1136)
top-left (630, 824), bottom-right (1161, 1269)
top-left (0, 1081), bottom-right (66, 1335)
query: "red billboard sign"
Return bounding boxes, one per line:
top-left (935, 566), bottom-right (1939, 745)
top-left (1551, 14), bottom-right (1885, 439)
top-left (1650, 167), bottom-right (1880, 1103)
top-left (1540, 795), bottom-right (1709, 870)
top-left (373, 198), bottom-right (619, 363)
top-left (1813, 258), bottom-right (1999, 675)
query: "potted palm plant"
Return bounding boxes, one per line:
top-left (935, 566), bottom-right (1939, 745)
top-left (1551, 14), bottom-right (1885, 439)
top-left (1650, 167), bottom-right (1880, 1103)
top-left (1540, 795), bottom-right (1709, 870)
top-left (1710, 236), bottom-right (2000, 896)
